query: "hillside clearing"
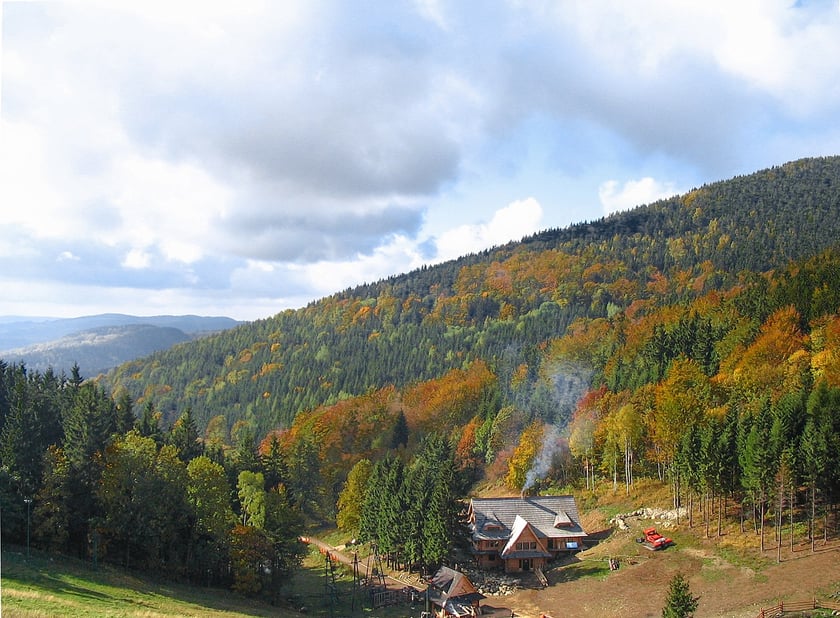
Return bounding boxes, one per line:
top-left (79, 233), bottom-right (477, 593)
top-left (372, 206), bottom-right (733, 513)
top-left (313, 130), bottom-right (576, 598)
top-left (499, 503), bottom-right (840, 618)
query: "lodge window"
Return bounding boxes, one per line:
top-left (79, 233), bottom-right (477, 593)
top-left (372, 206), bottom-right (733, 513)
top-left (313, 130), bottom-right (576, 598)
top-left (515, 541), bottom-right (537, 550)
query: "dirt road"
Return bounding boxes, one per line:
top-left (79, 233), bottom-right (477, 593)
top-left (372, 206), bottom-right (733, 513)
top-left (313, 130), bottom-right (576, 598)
top-left (303, 537), bottom-right (421, 591)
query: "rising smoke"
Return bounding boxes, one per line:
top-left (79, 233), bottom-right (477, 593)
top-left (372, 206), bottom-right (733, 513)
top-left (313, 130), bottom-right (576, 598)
top-left (522, 360), bottom-right (592, 492)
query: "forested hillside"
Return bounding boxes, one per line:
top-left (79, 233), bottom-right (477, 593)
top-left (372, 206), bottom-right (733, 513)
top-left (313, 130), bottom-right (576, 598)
top-left (4, 156), bottom-right (840, 599)
top-left (103, 157), bottom-right (840, 437)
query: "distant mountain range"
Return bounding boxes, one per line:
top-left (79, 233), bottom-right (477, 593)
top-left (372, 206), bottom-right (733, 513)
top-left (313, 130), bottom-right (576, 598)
top-left (0, 314), bottom-right (241, 377)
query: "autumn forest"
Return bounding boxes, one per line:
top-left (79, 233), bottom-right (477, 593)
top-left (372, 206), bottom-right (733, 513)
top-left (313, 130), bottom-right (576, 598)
top-left (3, 157), bottom-right (840, 598)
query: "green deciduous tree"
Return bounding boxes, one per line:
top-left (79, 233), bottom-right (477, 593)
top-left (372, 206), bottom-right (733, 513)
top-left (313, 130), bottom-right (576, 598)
top-left (97, 431), bottom-right (189, 570)
top-left (186, 454), bottom-right (235, 585)
top-left (336, 458), bottom-right (372, 531)
top-left (33, 445), bottom-right (71, 552)
top-left (238, 470), bottom-right (267, 528)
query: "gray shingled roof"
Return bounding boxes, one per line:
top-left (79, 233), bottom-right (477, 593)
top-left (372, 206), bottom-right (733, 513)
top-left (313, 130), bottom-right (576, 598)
top-left (428, 566), bottom-right (485, 614)
top-left (469, 495), bottom-right (587, 541)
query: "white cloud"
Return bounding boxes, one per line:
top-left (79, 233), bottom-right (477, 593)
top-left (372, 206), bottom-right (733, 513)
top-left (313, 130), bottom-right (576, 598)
top-left (122, 248), bottom-right (151, 270)
top-left (599, 178), bottom-right (680, 215)
top-left (549, 0), bottom-right (840, 115)
top-left (435, 198), bottom-right (543, 261)
top-left (2, 1), bottom-right (840, 320)
top-left (57, 251), bottom-right (79, 262)
top-left (414, 0), bottom-right (448, 30)
top-left (109, 155), bottom-right (231, 263)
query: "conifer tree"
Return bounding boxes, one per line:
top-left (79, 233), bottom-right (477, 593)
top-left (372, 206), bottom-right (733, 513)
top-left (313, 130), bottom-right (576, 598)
top-left (169, 406), bottom-right (202, 461)
top-left (662, 572), bottom-right (699, 618)
top-left (114, 391), bottom-right (135, 434)
top-left (390, 409), bottom-right (409, 449)
top-left (358, 457), bottom-right (385, 544)
top-left (740, 401), bottom-right (776, 551)
top-left (136, 400), bottom-right (163, 445)
top-left (260, 432), bottom-right (287, 490)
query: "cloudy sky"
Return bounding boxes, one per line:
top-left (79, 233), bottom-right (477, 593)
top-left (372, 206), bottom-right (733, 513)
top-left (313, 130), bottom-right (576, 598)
top-left (2, 1), bottom-right (840, 321)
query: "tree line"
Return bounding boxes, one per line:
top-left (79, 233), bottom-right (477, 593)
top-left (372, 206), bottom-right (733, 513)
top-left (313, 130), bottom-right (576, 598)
top-left (0, 363), bottom-right (306, 599)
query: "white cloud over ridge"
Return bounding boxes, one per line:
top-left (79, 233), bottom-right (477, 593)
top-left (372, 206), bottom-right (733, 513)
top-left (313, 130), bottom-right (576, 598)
top-left (435, 198), bottom-right (543, 261)
top-left (599, 178), bottom-right (681, 216)
top-left (1, 1), bottom-right (839, 320)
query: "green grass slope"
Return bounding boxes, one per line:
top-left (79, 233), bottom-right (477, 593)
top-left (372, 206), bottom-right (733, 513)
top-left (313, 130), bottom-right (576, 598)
top-left (1, 548), bottom-right (276, 617)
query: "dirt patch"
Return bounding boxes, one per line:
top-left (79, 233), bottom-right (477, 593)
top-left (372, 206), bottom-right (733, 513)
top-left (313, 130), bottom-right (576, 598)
top-left (495, 520), bottom-right (840, 617)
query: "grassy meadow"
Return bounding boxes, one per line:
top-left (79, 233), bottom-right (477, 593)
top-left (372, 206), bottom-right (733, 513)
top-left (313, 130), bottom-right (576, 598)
top-left (0, 545), bottom-right (414, 617)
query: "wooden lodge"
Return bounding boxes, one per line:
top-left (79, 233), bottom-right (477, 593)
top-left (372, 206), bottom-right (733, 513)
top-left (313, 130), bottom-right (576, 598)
top-left (467, 496), bottom-right (587, 573)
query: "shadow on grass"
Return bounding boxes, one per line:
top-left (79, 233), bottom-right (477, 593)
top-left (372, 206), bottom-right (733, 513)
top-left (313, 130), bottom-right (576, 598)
top-left (584, 527), bottom-right (615, 545)
top-left (547, 555), bottom-right (612, 585)
top-left (4, 545), bottom-right (483, 618)
top-left (2, 547), bottom-right (281, 616)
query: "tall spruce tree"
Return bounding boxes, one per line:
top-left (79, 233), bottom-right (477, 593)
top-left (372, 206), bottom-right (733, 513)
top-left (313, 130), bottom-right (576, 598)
top-left (739, 400), bottom-right (777, 550)
top-left (62, 381), bottom-right (118, 557)
top-left (169, 406), bottom-right (203, 462)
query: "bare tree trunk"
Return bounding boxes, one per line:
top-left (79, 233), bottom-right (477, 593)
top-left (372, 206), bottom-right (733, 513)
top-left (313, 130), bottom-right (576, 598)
top-left (777, 468), bottom-right (784, 563)
top-left (624, 439), bottom-right (632, 495)
top-left (689, 491), bottom-right (694, 528)
top-left (759, 490), bottom-right (766, 553)
top-left (612, 450), bottom-right (618, 491)
top-left (809, 483), bottom-right (817, 554)
top-left (675, 471), bottom-right (680, 525)
top-left (789, 483), bottom-right (794, 552)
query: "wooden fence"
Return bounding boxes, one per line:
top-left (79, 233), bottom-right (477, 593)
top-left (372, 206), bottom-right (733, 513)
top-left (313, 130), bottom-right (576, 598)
top-left (757, 598), bottom-right (840, 617)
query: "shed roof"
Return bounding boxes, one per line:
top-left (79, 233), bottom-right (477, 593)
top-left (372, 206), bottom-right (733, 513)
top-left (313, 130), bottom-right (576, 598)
top-left (428, 566), bottom-right (485, 613)
top-left (430, 566), bottom-right (482, 601)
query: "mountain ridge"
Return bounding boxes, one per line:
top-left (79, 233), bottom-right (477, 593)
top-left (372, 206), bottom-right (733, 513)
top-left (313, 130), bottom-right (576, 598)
top-left (0, 314), bottom-right (241, 376)
top-left (97, 156), bottom-right (840, 436)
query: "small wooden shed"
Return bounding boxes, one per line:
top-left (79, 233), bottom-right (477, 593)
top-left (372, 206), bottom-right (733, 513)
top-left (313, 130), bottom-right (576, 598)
top-left (427, 566), bottom-right (485, 617)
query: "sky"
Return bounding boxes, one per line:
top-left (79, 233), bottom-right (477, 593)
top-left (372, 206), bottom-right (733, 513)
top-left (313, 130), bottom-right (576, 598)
top-left (2, 1), bottom-right (840, 322)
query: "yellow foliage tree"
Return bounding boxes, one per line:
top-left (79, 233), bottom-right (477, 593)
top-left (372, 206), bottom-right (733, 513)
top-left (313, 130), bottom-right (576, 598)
top-left (650, 359), bottom-right (710, 466)
top-left (505, 421), bottom-right (544, 492)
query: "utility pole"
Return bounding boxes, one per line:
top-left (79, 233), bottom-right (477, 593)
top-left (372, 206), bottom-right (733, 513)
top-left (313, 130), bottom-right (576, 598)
top-left (23, 498), bottom-right (32, 558)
